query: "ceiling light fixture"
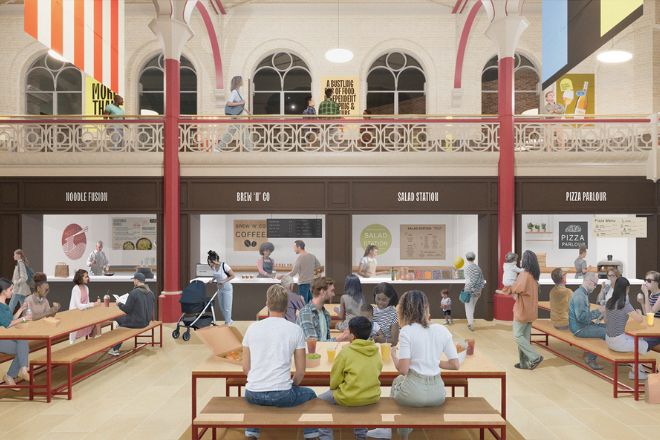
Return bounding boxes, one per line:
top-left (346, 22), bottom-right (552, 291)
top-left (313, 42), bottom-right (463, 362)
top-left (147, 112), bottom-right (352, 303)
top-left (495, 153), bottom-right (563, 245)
top-left (597, 50), bottom-right (632, 64)
top-left (325, 0), bottom-right (353, 63)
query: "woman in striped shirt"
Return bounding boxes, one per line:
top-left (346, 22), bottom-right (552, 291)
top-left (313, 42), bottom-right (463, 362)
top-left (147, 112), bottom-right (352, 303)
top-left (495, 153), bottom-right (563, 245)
top-left (639, 271), bottom-right (660, 350)
top-left (372, 282), bottom-right (400, 345)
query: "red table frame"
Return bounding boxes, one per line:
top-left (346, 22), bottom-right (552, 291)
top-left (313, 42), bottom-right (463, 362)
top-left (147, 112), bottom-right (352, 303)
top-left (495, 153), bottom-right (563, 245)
top-left (626, 323), bottom-right (660, 401)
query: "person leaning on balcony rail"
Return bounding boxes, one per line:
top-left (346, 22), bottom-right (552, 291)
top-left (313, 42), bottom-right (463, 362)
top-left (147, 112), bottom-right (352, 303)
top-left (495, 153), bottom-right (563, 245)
top-left (104, 95), bottom-right (125, 150)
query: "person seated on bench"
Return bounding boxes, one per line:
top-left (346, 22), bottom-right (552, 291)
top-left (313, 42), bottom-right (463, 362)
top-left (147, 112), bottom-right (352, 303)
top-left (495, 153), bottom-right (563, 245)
top-left (242, 284), bottom-right (320, 440)
top-left (317, 316), bottom-right (382, 440)
top-left (108, 272), bottom-right (155, 356)
top-left (0, 278), bottom-right (31, 389)
top-left (604, 277), bottom-right (648, 379)
top-left (549, 268), bottom-right (572, 330)
top-left (639, 271), bottom-right (660, 350)
top-left (23, 272), bottom-right (60, 320)
top-left (368, 290), bottom-right (460, 440)
top-left (69, 269), bottom-right (100, 343)
top-left (509, 250), bottom-right (543, 370)
top-left (297, 277), bottom-right (350, 342)
top-left (569, 272), bottom-right (605, 370)
top-left (280, 275), bottom-right (305, 323)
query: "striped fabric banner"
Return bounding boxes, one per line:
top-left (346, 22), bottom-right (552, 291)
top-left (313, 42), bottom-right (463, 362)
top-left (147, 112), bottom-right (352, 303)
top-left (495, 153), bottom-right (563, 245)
top-left (24, 0), bottom-right (124, 95)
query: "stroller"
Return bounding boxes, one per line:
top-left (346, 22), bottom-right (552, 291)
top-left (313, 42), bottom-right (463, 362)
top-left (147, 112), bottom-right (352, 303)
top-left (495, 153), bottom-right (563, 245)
top-left (172, 280), bottom-right (217, 341)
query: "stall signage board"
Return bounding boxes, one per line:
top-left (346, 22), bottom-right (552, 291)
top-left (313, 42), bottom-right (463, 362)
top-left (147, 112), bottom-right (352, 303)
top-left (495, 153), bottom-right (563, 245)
top-left (233, 220), bottom-right (268, 251)
top-left (594, 217), bottom-right (647, 238)
top-left (400, 224), bottom-right (446, 260)
top-left (360, 224), bottom-right (392, 254)
top-left (267, 219), bottom-right (322, 238)
top-left (559, 221), bottom-right (588, 249)
top-left (112, 217), bottom-right (157, 250)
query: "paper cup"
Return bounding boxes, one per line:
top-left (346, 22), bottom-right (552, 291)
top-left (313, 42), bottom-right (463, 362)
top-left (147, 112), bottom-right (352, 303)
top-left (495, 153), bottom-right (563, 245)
top-left (327, 349), bottom-right (336, 363)
top-left (380, 343), bottom-right (391, 361)
top-left (647, 313), bottom-right (655, 326)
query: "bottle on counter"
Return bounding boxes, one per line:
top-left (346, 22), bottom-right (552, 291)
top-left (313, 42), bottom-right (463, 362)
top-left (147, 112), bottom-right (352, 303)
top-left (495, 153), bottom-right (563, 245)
top-left (390, 267), bottom-right (395, 281)
top-left (103, 294), bottom-right (110, 307)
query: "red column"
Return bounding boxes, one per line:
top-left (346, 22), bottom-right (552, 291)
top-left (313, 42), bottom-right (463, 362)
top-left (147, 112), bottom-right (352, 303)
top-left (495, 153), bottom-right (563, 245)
top-left (159, 58), bottom-right (181, 322)
top-left (497, 57), bottom-right (515, 287)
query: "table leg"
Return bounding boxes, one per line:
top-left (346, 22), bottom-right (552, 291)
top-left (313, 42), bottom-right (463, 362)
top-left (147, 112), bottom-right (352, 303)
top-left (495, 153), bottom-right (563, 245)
top-left (46, 339), bottom-right (52, 403)
top-left (192, 375), bottom-right (197, 430)
top-left (501, 375), bottom-right (506, 419)
top-left (634, 335), bottom-right (640, 401)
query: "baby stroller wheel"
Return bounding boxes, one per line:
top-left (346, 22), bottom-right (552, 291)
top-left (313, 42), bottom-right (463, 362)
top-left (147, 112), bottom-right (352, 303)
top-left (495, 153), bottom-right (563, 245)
top-left (182, 330), bottom-right (191, 341)
top-left (172, 328), bottom-right (180, 339)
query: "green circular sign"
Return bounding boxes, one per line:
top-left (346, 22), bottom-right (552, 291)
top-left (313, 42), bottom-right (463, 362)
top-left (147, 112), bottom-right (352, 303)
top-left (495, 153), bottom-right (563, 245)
top-left (360, 224), bottom-right (392, 254)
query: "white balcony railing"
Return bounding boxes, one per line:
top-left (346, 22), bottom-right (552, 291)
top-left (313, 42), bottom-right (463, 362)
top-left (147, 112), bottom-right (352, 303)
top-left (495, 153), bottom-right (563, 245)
top-left (0, 115), bottom-right (656, 154)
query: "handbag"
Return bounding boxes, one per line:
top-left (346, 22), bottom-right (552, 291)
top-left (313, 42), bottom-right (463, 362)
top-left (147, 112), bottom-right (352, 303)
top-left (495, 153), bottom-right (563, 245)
top-left (224, 91), bottom-right (245, 115)
top-left (459, 290), bottom-right (472, 304)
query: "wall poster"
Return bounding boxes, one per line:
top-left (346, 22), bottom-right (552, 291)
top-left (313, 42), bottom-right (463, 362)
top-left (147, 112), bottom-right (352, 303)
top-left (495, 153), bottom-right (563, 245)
top-left (552, 73), bottom-right (596, 117)
top-left (400, 224), bottom-right (446, 260)
top-left (234, 219), bottom-right (268, 251)
top-left (112, 217), bottom-right (157, 250)
top-left (85, 76), bottom-right (116, 116)
top-left (319, 77), bottom-right (360, 116)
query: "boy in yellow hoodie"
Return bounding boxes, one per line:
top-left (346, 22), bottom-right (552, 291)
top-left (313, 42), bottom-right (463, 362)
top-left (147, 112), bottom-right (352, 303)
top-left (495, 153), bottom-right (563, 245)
top-left (317, 316), bottom-right (382, 440)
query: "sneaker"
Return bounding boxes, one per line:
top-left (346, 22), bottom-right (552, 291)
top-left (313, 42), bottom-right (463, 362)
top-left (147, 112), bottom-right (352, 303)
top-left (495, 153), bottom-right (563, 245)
top-left (468, 324), bottom-right (474, 332)
top-left (629, 370), bottom-right (648, 381)
top-left (3, 374), bottom-right (20, 391)
top-left (514, 363), bottom-right (529, 370)
top-left (366, 428), bottom-right (392, 439)
top-left (530, 356), bottom-right (544, 370)
top-left (17, 368), bottom-right (30, 382)
top-left (107, 349), bottom-right (120, 356)
top-left (586, 359), bottom-right (603, 370)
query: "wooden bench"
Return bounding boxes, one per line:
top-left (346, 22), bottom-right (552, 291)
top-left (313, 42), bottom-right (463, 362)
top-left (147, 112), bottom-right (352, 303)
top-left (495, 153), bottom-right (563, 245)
top-left (225, 376), bottom-right (469, 398)
top-left (193, 397), bottom-right (506, 440)
top-left (531, 319), bottom-right (657, 398)
top-left (29, 321), bottom-right (162, 400)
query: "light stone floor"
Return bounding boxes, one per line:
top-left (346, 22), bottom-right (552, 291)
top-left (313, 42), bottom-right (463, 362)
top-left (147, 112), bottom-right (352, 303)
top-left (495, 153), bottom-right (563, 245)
top-left (1, 319), bottom-right (659, 440)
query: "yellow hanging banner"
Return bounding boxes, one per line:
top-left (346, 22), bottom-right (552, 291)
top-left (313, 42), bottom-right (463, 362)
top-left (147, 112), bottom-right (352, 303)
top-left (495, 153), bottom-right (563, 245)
top-left (85, 76), bottom-right (116, 116)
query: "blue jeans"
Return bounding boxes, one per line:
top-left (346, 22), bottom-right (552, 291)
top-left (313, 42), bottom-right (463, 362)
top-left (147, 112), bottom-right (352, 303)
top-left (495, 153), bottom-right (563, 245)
top-left (645, 337), bottom-right (660, 349)
top-left (298, 284), bottom-right (311, 303)
top-left (216, 283), bottom-right (233, 324)
top-left (0, 340), bottom-right (29, 377)
top-left (574, 323), bottom-right (606, 362)
top-left (244, 387), bottom-right (319, 438)
top-left (317, 390), bottom-right (368, 440)
top-left (7, 293), bottom-right (25, 315)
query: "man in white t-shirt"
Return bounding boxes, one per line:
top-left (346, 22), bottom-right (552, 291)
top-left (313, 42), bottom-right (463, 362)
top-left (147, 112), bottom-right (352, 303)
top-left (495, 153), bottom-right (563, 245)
top-left (242, 284), bottom-right (320, 439)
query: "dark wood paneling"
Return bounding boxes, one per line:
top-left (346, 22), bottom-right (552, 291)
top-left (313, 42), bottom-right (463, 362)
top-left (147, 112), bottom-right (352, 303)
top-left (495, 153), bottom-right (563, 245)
top-left (0, 183), bottom-right (19, 209)
top-left (0, 215), bottom-right (20, 278)
top-left (636, 214), bottom-right (658, 279)
top-left (325, 214), bottom-right (352, 296)
top-left (478, 214), bottom-right (497, 320)
top-left (328, 182), bottom-right (350, 209)
top-left (517, 177), bottom-right (656, 213)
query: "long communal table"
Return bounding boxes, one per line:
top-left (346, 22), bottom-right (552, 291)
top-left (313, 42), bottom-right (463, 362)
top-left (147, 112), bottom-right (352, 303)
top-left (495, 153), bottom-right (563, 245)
top-left (0, 304), bottom-right (124, 402)
top-left (626, 319), bottom-right (660, 401)
top-left (192, 341), bottom-right (507, 439)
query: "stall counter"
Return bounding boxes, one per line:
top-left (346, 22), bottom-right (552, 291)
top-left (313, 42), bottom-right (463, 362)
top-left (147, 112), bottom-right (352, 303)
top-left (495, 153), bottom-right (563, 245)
top-left (358, 276), bottom-right (478, 285)
top-left (48, 274), bottom-right (158, 283)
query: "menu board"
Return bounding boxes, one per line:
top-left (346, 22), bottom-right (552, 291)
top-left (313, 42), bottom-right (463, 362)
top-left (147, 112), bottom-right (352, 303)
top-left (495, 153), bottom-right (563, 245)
top-left (112, 217), bottom-right (157, 250)
top-left (400, 224), bottom-right (446, 260)
top-left (594, 217), bottom-right (647, 238)
top-left (233, 220), bottom-right (268, 251)
top-left (267, 219), bottom-right (323, 238)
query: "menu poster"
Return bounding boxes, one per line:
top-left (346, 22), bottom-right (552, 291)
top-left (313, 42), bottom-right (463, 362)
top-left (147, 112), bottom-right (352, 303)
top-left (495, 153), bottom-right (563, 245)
top-left (400, 224), bottom-right (446, 260)
top-left (267, 219), bottom-right (323, 238)
top-left (112, 217), bottom-right (157, 251)
top-left (558, 221), bottom-right (588, 249)
top-left (233, 220), bottom-right (268, 251)
top-left (594, 217), bottom-right (647, 238)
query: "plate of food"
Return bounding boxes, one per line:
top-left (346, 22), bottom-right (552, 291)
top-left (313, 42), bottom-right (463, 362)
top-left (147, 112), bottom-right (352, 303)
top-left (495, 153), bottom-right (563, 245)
top-left (122, 241), bottom-right (135, 250)
top-left (306, 353), bottom-right (321, 368)
top-left (136, 237), bottom-right (153, 250)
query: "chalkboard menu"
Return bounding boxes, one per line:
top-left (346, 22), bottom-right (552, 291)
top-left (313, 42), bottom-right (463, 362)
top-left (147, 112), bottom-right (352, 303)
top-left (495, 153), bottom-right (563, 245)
top-left (267, 219), bottom-right (323, 238)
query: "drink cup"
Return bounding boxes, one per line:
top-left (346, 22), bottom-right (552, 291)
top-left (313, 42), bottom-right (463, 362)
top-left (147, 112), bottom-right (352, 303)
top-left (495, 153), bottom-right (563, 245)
top-left (466, 339), bottom-right (475, 355)
top-left (306, 337), bottom-right (317, 354)
top-left (647, 313), bottom-right (655, 326)
top-left (103, 295), bottom-right (110, 307)
top-left (380, 343), bottom-right (391, 361)
top-left (327, 349), bottom-right (336, 363)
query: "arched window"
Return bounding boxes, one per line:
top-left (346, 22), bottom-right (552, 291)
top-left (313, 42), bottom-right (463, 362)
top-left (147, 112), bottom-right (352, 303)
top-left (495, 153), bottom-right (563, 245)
top-left (366, 52), bottom-right (426, 115)
top-left (25, 54), bottom-right (83, 115)
top-left (252, 52), bottom-right (312, 115)
top-left (139, 54), bottom-right (197, 115)
top-left (481, 53), bottom-right (540, 114)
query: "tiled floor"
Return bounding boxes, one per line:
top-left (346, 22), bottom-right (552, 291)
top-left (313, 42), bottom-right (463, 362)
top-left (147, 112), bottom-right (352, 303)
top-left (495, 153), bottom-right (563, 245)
top-left (1, 319), bottom-right (658, 439)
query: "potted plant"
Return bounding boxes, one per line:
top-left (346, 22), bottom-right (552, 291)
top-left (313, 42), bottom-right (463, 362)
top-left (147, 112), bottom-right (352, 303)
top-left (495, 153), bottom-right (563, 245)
top-left (527, 222), bottom-right (534, 232)
top-left (541, 223), bottom-right (547, 232)
top-left (534, 224), bottom-right (540, 232)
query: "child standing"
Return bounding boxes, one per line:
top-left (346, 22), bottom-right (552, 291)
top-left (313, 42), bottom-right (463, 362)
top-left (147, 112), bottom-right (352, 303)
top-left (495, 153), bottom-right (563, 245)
top-left (318, 316), bottom-right (382, 440)
top-left (360, 303), bottom-right (385, 342)
top-left (496, 252), bottom-right (524, 295)
top-left (440, 289), bottom-right (453, 325)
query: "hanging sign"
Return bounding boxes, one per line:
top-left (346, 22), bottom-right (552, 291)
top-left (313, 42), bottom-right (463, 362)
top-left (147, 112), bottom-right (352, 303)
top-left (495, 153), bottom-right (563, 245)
top-left (559, 221), bottom-right (588, 249)
top-left (85, 76), bottom-right (116, 116)
top-left (233, 220), bottom-right (268, 251)
top-left (319, 77), bottom-right (360, 116)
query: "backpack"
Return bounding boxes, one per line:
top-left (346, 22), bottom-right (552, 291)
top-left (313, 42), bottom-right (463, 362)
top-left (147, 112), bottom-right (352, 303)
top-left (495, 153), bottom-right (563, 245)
top-left (24, 264), bottom-right (35, 290)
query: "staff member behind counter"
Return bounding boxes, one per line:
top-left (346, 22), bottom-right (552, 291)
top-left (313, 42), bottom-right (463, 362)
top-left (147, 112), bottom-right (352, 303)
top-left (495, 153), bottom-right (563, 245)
top-left (256, 242), bottom-right (275, 278)
top-left (358, 245), bottom-right (379, 278)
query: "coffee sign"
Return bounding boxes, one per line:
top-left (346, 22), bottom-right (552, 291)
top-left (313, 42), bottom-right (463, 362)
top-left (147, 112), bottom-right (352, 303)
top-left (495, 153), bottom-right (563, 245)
top-left (233, 220), bottom-right (268, 251)
top-left (559, 221), bottom-right (588, 249)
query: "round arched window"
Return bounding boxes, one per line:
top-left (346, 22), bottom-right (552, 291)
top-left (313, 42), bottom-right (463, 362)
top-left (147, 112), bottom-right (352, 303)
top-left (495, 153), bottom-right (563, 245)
top-left (25, 54), bottom-right (83, 115)
top-left (253, 52), bottom-right (312, 115)
top-left (481, 53), bottom-right (540, 114)
top-left (138, 54), bottom-right (197, 115)
top-left (366, 52), bottom-right (426, 115)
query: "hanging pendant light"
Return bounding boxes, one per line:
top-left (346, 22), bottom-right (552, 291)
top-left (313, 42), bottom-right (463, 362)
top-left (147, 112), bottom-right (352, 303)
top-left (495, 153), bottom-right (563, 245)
top-left (325, 0), bottom-right (353, 63)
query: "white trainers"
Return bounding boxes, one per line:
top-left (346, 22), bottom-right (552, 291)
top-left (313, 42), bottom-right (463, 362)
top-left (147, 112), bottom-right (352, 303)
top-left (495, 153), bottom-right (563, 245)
top-left (107, 349), bottom-right (120, 356)
top-left (366, 428), bottom-right (392, 439)
top-left (629, 369), bottom-right (648, 381)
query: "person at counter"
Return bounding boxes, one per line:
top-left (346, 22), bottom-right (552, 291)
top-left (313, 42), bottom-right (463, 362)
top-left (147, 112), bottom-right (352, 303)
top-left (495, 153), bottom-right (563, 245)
top-left (285, 240), bottom-right (322, 303)
top-left (256, 242), bottom-right (276, 278)
top-left (87, 241), bottom-right (109, 276)
top-left (549, 268), bottom-right (572, 330)
top-left (108, 272), bottom-right (155, 356)
top-left (357, 245), bottom-right (378, 278)
top-left (208, 250), bottom-right (236, 326)
top-left (296, 277), bottom-right (349, 342)
top-left (463, 252), bottom-right (485, 332)
top-left (574, 246), bottom-right (588, 279)
top-left (23, 272), bottom-right (60, 320)
top-left (0, 278), bottom-right (31, 390)
top-left (569, 272), bottom-right (605, 370)
top-left (69, 269), bottom-right (99, 343)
